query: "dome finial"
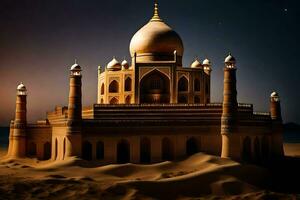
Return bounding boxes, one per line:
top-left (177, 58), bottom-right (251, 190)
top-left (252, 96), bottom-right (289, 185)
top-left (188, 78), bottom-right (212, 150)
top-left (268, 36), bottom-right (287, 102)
top-left (151, 0), bottom-right (162, 21)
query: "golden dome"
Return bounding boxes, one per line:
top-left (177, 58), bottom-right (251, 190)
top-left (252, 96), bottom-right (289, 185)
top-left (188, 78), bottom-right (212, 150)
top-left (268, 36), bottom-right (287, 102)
top-left (129, 2), bottom-right (184, 61)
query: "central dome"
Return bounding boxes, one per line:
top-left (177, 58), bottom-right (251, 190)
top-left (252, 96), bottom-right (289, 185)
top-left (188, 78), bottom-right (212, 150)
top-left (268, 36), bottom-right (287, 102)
top-left (129, 3), bottom-right (184, 62)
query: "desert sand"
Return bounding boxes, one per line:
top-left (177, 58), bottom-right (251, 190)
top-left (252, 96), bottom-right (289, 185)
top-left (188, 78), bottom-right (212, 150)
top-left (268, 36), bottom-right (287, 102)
top-left (284, 143), bottom-right (300, 157)
top-left (0, 144), bottom-right (299, 200)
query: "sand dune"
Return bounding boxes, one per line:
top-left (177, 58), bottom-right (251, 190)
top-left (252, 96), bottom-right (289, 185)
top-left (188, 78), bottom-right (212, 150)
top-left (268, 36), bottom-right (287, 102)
top-left (284, 143), bottom-right (300, 157)
top-left (0, 145), bottom-right (299, 199)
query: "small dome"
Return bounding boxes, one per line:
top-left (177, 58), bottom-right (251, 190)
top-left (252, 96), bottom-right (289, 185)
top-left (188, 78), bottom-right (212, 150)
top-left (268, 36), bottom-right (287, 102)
top-left (225, 53), bottom-right (236, 65)
top-left (271, 91), bottom-right (279, 98)
top-left (121, 59), bottom-right (130, 70)
top-left (202, 59), bottom-right (211, 66)
top-left (17, 83), bottom-right (26, 91)
top-left (107, 58), bottom-right (121, 71)
top-left (70, 63), bottom-right (81, 71)
top-left (191, 59), bottom-right (202, 68)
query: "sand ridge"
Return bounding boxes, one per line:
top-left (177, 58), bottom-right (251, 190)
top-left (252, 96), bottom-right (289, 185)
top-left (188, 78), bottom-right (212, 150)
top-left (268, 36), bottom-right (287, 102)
top-left (0, 145), bottom-right (299, 199)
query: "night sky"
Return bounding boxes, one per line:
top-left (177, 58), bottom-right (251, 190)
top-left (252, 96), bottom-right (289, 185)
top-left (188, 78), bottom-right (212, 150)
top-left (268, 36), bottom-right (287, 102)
top-left (0, 0), bottom-right (299, 126)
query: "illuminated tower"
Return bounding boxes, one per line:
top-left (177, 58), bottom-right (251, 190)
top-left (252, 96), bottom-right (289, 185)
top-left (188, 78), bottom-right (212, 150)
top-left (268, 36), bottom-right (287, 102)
top-left (221, 54), bottom-right (239, 159)
top-left (8, 83), bottom-right (27, 158)
top-left (270, 91), bottom-right (284, 158)
top-left (65, 61), bottom-right (82, 158)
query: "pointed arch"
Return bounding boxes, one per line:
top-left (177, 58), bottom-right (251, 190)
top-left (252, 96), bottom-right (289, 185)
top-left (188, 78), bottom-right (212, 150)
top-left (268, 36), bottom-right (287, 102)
top-left (254, 137), bottom-right (260, 163)
top-left (205, 83), bottom-right (209, 95)
top-left (43, 142), bottom-right (51, 160)
top-left (162, 137), bottom-right (174, 161)
top-left (109, 80), bottom-right (119, 93)
top-left (186, 137), bottom-right (198, 156)
top-left (96, 141), bottom-right (104, 160)
top-left (101, 83), bottom-right (105, 95)
top-left (110, 97), bottom-right (119, 104)
top-left (117, 139), bottom-right (130, 164)
top-left (261, 136), bottom-right (269, 161)
top-left (178, 76), bottom-right (188, 92)
top-left (125, 77), bottom-right (132, 91)
top-left (82, 141), bottom-right (92, 161)
top-left (125, 95), bottom-right (131, 104)
top-left (140, 137), bottom-right (151, 163)
top-left (28, 142), bottom-right (37, 156)
top-left (140, 70), bottom-right (170, 103)
top-left (194, 78), bottom-right (200, 91)
top-left (242, 136), bottom-right (252, 162)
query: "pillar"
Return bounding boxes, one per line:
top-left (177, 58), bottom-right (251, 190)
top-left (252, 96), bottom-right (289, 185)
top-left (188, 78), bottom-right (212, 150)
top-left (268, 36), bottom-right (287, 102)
top-left (270, 92), bottom-right (284, 158)
top-left (65, 62), bottom-right (83, 159)
top-left (9, 83), bottom-right (27, 158)
top-left (221, 54), bottom-right (240, 159)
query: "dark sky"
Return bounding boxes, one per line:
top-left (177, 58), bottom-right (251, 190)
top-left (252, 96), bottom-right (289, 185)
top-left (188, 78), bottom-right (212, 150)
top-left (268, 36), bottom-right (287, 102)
top-left (0, 0), bottom-right (299, 126)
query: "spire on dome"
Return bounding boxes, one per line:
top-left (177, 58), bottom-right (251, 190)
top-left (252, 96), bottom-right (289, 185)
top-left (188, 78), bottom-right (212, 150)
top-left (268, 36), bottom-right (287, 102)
top-left (151, 0), bottom-right (162, 22)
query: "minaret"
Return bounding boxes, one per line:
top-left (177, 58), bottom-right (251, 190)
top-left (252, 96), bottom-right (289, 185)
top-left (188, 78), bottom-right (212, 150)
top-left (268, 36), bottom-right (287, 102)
top-left (8, 83), bottom-right (27, 158)
top-left (203, 58), bottom-right (212, 104)
top-left (221, 54), bottom-right (239, 159)
top-left (270, 92), bottom-right (282, 121)
top-left (65, 61), bottom-right (82, 158)
top-left (270, 91), bottom-right (284, 158)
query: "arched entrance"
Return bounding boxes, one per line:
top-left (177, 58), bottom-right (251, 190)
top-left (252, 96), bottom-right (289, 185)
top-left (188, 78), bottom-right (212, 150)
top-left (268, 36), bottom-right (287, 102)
top-left (125, 77), bottom-right (132, 91)
top-left (178, 76), bottom-right (188, 92)
top-left (162, 137), bottom-right (174, 161)
top-left (96, 141), bottom-right (104, 160)
top-left (261, 136), bottom-right (269, 161)
top-left (101, 83), bottom-right (105, 95)
top-left (242, 137), bottom-right (252, 162)
top-left (109, 80), bottom-right (119, 93)
top-left (117, 140), bottom-right (130, 164)
top-left (194, 78), bottom-right (200, 91)
top-left (254, 137), bottom-right (260, 163)
top-left (28, 142), bottom-right (37, 156)
top-left (140, 70), bottom-right (170, 103)
top-left (82, 141), bottom-right (92, 161)
top-left (43, 142), bottom-right (51, 160)
top-left (140, 137), bottom-right (151, 163)
top-left (186, 137), bottom-right (198, 156)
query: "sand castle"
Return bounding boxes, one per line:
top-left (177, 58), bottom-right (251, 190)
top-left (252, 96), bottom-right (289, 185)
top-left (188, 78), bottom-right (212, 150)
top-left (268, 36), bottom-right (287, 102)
top-left (6, 1), bottom-right (284, 164)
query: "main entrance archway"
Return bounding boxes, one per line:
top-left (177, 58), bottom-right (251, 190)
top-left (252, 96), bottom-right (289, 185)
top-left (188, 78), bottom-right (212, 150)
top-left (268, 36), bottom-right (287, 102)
top-left (140, 70), bottom-right (170, 103)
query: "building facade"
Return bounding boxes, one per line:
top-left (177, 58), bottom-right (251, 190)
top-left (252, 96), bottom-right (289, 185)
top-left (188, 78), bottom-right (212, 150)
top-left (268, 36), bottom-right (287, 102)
top-left (6, 2), bottom-right (284, 164)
